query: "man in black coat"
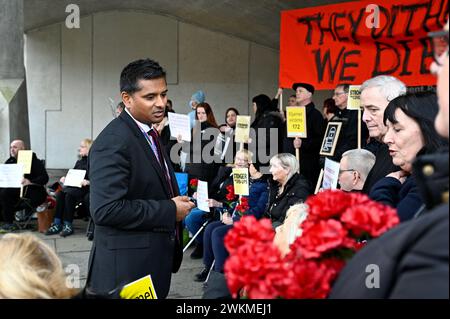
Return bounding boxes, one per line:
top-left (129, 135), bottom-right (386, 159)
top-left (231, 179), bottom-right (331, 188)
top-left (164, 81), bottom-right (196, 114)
top-left (86, 59), bottom-right (195, 298)
top-left (330, 23), bottom-right (449, 298)
top-left (325, 83), bottom-right (368, 162)
top-left (282, 83), bottom-right (326, 187)
top-left (360, 76), bottom-right (407, 193)
top-left (0, 139), bottom-right (49, 233)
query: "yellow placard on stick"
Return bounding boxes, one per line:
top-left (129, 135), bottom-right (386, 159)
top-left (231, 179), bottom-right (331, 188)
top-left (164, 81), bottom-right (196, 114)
top-left (347, 85), bottom-right (362, 110)
top-left (286, 107), bottom-right (307, 138)
top-left (235, 116), bottom-right (251, 143)
top-left (17, 150), bottom-right (33, 175)
top-left (232, 168), bottom-right (249, 196)
top-left (120, 275), bottom-right (158, 299)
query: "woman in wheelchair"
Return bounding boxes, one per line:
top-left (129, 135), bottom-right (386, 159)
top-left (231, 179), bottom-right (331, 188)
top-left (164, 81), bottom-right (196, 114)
top-left (45, 138), bottom-right (92, 237)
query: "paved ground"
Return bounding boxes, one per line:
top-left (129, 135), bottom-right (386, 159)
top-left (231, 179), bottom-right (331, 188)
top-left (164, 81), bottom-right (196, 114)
top-left (1, 218), bottom-right (205, 299)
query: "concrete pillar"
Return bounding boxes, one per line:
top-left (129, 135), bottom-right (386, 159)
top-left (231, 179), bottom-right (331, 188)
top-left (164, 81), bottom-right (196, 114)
top-left (0, 0), bottom-right (30, 161)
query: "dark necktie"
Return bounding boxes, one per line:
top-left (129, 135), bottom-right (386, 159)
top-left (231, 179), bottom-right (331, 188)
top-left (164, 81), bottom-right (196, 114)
top-left (148, 129), bottom-right (174, 198)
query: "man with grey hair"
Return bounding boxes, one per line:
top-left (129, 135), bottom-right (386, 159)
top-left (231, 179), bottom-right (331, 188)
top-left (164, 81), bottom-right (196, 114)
top-left (338, 149), bottom-right (376, 192)
top-left (360, 75), bottom-right (407, 193)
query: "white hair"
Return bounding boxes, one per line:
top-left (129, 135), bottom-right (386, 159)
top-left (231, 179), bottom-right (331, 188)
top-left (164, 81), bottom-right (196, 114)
top-left (270, 153), bottom-right (299, 181)
top-left (341, 149), bottom-right (376, 182)
top-left (360, 75), bottom-right (407, 102)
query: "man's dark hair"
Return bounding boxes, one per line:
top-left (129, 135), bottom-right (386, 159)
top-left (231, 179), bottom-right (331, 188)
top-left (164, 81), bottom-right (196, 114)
top-left (120, 59), bottom-right (166, 94)
top-left (336, 83), bottom-right (350, 93)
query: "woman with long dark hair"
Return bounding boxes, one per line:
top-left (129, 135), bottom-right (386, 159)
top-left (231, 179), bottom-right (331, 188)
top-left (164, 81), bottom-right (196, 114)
top-left (250, 94), bottom-right (284, 170)
top-left (369, 92), bottom-right (448, 221)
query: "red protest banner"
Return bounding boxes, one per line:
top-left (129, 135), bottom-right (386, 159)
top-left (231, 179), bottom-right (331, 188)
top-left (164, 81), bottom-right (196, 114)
top-left (279, 0), bottom-right (448, 90)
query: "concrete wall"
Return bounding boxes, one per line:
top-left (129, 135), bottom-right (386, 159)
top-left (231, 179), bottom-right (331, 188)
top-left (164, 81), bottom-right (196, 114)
top-left (25, 10), bottom-right (280, 168)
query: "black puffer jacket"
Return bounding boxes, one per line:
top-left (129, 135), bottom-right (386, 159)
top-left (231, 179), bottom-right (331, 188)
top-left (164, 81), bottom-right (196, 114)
top-left (250, 111), bottom-right (284, 170)
top-left (264, 173), bottom-right (312, 228)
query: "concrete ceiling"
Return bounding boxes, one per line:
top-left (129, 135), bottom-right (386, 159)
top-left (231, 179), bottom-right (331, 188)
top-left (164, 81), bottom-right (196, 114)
top-left (24, 0), bottom-right (350, 49)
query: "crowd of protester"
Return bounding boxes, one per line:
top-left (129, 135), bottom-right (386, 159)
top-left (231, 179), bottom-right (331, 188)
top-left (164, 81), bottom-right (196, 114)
top-left (0, 19), bottom-right (448, 300)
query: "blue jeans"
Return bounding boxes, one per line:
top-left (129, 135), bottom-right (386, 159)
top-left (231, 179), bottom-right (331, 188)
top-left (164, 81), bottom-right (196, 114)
top-left (203, 221), bottom-right (233, 273)
top-left (184, 207), bottom-right (208, 244)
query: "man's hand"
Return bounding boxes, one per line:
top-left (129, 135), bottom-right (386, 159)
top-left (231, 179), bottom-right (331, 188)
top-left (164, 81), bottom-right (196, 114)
top-left (81, 179), bottom-right (90, 187)
top-left (59, 176), bottom-right (66, 184)
top-left (22, 178), bottom-right (31, 186)
top-left (293, 137), bottom-right (302, 149)
top-left (172, 196), bottom-right (195, 221)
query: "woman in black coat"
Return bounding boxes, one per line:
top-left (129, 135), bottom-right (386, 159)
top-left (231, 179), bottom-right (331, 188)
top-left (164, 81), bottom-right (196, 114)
top-left (45, 138), bottom-right (92, 237)
top-left (181, 103), bottom-right (220, 188)
top-left (250, 94), bottom-right (284, 171)
top-left (264, 153), bottom-right (312, 228)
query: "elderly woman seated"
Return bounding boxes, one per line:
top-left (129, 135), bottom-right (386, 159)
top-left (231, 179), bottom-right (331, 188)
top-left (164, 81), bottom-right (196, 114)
top-left (369, 93), bottom-right (448, 221)
top-left (264, 153), bottom-right (312, 229)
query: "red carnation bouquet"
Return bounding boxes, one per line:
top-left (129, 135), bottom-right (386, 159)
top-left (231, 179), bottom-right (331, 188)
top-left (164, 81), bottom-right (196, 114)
top-left (224, 190), bottom-right (400, 299)
top-left (235, 197), bottom-right (250, 216)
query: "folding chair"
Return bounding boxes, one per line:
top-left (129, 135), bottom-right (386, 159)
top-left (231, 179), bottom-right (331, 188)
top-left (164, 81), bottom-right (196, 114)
top-left (13, 184), bottom-right (48, 230)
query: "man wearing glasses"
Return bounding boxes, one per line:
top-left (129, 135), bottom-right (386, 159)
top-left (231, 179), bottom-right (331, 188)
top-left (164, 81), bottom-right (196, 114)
top-left (324, 84), bottom-right (368, 163)
top-left (338, 149), bottom-right (376, 192)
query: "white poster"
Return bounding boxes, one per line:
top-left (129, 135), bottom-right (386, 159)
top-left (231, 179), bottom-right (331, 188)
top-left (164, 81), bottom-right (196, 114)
top-left (0, 164), bottom-right (23, 188)
top-left (64, 169), bottom-right (87, 188)
top-left (322, 158), bottom-right (340, 190)
top-left (168, 113), bottom-right (191, 142)
top-left (196, 180), bottom-right (210, 212)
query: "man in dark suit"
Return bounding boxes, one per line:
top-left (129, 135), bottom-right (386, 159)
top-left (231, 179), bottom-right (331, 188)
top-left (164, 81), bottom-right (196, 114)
top-left (330, 22), bottom-right (449, 298)
top-left (282, 82), bottom-right (326, 187)
top-left (0, 139), bottom-right (49, 233)
top-left (86, 59), bottom-right (195, 298)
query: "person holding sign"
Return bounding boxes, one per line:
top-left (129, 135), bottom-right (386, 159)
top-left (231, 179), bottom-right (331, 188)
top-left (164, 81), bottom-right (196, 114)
top-left (264, 153), bottom-right (312, 229)
top-left (0, 140), bottom-right (48, 233)
top-left (87, 59), bottom-right (195, 298)
top-left (179, 102), bottom-right (220, 188)
top-left (195, 159), bottom-right (269, 283)
top-left (283, 83), bottom-right (325, 187)
top-left (45, 139), bottom-right (92, 237)
top-left (325, 84), bottom-right (368, 162)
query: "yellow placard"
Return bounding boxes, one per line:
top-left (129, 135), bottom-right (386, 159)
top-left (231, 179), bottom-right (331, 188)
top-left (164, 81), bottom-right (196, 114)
top-left (232, 168), bottom-right (249, 196)
top-left (286, 107), bottom-right (307, 138)
top-left (347, 85), bottom-right (362, 110)
top-left (234, 116), bottom-right (251, 143)
top-left (120, 275), bottom-right (158, 299)
top-left (17, 150), bottom-right (33, 175)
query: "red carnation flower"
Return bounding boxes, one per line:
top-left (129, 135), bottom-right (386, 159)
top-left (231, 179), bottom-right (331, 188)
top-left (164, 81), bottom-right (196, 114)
top-left (294, 219), bottom-right (348, 259)
top-left (306, 190), bottom-right (352, 220)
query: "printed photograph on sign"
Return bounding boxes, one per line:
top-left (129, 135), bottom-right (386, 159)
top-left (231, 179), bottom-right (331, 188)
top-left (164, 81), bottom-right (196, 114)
top-left (286, 106), bottom-right (307, 138)
top-left (320, 122), bottom-right (342, 156)
top-left (347, 85), bottom-right (362, 110)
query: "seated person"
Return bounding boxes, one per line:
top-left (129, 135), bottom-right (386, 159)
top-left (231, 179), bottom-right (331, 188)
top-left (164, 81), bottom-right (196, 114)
top-left (338, 149), bottom-right (376, 192)
top-left (0, 140), bottom-right (49, 233)
top-left (264, 153), bottom-right (312, 229)
top-left (45, 138), bottom-right (92, 237)
top-left (195, 162), bottom-right (269, 282)
top-left (184, 150), bottom-right (250, 259)
top-left (0, 233), bottom-right (79, 298)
